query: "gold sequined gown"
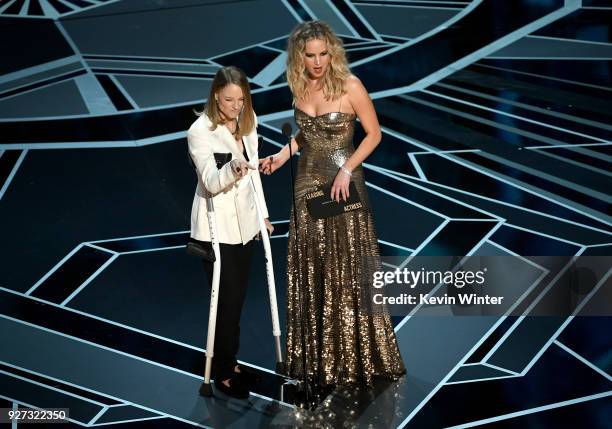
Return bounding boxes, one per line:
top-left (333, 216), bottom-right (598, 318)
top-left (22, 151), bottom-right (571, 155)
top-left (285, 108), bottom-right (406, 387)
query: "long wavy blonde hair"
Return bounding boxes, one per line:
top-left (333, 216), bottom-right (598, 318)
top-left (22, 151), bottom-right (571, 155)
top-left (286, 21), bottom-right (350, 102)
top-left (197, 66), bottom-right (255, 137)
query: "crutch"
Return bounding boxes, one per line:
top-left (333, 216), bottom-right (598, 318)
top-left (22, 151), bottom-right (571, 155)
top-left (199, 195), bottom-right (222, 397)
top-left (248, 173), bottom-right (285, 374)
top-left (187, 150), bottom-right (221, 397)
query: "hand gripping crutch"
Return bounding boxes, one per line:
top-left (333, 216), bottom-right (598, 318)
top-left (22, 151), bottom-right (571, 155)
top-left (248, 174), bottom-right (285, 374)
top-left (199, 196), bottom-right (221, 397)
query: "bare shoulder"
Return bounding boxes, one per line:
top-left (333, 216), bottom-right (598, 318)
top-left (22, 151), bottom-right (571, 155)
top-left (345, 75), bottom-right (370, 107)
top-left (344, 75), bottom-right (376, 121)
top-left (346, 74), bottom-right (366, 93)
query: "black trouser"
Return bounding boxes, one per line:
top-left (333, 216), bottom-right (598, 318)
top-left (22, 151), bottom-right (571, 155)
top-left (203, 240), bottom-right (254, 382)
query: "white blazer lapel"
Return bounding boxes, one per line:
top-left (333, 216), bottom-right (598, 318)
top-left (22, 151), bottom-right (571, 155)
top-left (243, 132), bottom-right (258, 166)
top-left (216, 125), bottom-right (243, 161)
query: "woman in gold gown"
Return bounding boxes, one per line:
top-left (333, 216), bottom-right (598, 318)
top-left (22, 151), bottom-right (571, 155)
top-left (260, 21), bottom-right (405, 387)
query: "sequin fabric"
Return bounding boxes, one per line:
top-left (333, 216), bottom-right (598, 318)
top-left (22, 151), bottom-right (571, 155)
top-left (285, 109), bottom-right (406, 387)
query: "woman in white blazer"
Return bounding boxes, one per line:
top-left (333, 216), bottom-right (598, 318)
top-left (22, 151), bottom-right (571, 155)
top-left (188, 66), bottom-right (272, 399)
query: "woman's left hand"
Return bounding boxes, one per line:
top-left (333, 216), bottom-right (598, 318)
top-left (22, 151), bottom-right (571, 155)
top-left (264, 218), bottom-right (274, 236)
top-left (331, 167), bottom-right (351, 202)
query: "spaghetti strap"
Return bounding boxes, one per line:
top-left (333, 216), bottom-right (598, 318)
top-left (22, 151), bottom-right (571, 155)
top-left (338, 96), bottom-right (342, 113)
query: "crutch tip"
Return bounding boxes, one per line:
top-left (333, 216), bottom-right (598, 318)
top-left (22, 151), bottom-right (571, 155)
top-left (199, 382), bottom-right (213, 397)
top-left (275, 362), bottom-right (287, 375)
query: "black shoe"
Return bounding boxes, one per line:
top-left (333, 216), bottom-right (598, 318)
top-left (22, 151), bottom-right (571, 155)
top-left (234, 365), bottom-right (261, 386)
top-left (215, 377), bottom-right (250, 399)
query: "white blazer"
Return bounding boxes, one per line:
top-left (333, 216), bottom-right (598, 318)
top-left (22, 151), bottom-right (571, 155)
top-left (188, 113), bottom-right (269, 245)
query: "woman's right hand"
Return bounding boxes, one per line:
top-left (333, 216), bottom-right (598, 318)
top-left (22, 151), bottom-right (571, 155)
top-left (230, 159), bottom-right (255, 179)
top-left (259, 151), bottom-right (287, 175)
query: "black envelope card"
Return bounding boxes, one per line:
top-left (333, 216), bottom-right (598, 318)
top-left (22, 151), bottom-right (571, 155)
top-left (306, 181), bottom-right (362, 219)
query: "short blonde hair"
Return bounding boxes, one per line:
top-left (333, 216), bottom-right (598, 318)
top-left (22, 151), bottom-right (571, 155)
top-left (198, 66), bottom-right (255, 137)
top-left (286, 21), bottom-right (350, 102)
